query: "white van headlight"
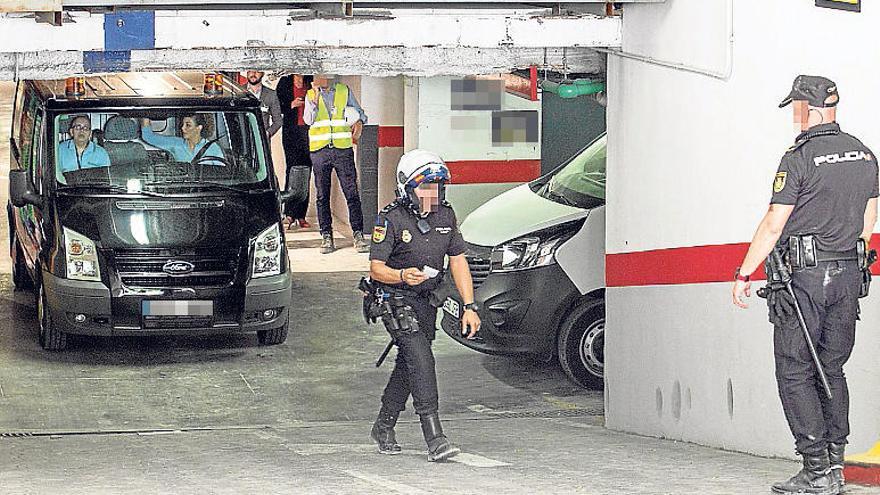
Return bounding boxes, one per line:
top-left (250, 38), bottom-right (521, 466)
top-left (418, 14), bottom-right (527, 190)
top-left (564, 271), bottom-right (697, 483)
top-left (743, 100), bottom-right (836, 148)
top-left (492, 236), bottom-right (565, 272)
top-left (64, 227), bottom-right (101, 281)
top-left (252, 223), bottom-right (283, 278)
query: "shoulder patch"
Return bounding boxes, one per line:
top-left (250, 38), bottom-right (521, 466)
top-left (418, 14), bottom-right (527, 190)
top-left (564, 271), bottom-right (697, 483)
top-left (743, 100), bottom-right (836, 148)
top-left (372, 224), bottom-right (387, 243)
top-left (773, 171), bottom-right (787, 193)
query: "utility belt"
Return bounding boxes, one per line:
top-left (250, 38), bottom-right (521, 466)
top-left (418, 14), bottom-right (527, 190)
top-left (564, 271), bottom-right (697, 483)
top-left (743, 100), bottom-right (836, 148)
top-left (358, 277), bottom-right (425, 341)
top-left (780, 234), bottom-right (876, 297)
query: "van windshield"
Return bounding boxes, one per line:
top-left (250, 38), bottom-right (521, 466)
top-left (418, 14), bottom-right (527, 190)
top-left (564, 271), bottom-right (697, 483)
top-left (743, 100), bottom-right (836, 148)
top-left (54, 111), bottom-right (269, 192)
top-left (534, 134), bottom-right (606, 209)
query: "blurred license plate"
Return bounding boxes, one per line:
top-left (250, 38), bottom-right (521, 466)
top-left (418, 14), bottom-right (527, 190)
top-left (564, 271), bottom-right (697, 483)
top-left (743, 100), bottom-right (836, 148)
top-left (142, 300), bottom-right (213, 316)
top-left (442, 297), bottom-right (460, 319)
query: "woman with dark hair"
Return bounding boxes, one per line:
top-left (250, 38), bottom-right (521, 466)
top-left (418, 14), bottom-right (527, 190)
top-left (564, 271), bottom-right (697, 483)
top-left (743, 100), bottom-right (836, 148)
top-left (276, 73), bottom-right (313, 229)
top-left (141, 114), bottom-right (224, 163)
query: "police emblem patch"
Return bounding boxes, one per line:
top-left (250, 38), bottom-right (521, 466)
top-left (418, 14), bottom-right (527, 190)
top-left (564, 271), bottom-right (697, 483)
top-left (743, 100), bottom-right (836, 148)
top-left (372, 226), bottom-right (387, 243)
top-left (401, 229), bottom-right (412, 243)
top-left (773, 172), bottom-right (787, 193)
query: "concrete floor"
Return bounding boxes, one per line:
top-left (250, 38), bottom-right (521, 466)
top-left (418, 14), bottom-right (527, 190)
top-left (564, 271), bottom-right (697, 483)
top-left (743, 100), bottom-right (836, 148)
top-left (1, 82), bottom-right (879, 494)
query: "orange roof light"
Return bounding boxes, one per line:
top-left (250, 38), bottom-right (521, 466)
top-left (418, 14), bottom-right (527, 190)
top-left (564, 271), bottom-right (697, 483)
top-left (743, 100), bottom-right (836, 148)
top-left (65, 77), bottom-right (85, 98)
top-left (203, 73), bottom-right (224, 96)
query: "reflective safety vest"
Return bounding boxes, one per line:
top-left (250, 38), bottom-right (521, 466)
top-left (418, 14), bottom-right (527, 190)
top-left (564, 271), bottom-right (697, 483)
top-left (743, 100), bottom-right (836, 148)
top-left (308, 83), bottom-right (353, 152)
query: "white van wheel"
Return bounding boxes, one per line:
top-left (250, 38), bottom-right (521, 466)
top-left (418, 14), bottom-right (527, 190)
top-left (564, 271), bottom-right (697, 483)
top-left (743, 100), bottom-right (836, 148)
top-left (257, 319), bottom-right (289, 346)
top-left (557, 298), bottom-right (604, 389)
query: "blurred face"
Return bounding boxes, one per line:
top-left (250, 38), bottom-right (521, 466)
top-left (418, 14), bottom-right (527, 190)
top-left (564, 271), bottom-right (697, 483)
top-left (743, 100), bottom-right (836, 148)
top-left (69, 117), bottom-right (92, 147)
top-left (246, 71), bottom-right (264, 85)
top-left (181, 117), bottom-right (203, 142)
top-left (293, 74), bottom-right (304, 88)
top-left (414, 182), bottom-right (441, 213)
top-left (792, 100), bottom-right (809, 131)
top-left (312, 75), bottom-right (331, 90)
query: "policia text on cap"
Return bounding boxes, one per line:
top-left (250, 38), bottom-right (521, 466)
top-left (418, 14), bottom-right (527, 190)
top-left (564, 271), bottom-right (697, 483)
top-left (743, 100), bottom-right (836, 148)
top-left (732, 75), bottom-right (879, 495)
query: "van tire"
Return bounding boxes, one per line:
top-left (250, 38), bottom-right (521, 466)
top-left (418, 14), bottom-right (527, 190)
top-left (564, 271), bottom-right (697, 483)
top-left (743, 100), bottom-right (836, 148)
top-left (11, 239), bottom-right (32, 290)
top-left (257, 320), bottom-right (288, 346)
top-left (38, 284), bottom-right (67, 351)
top-left (557, 298), bottom-right (604, 389)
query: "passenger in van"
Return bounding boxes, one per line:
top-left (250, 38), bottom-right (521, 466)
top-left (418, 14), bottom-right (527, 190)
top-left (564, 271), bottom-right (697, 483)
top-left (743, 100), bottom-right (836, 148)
top-left (140, 114), bottom-right (225, 164)
top-left (57, 115), bottom-right (111, 173)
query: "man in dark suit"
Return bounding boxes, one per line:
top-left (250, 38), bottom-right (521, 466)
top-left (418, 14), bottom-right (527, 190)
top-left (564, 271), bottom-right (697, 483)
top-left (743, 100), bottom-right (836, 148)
top-left (276, 73), bottom-right (314, 229)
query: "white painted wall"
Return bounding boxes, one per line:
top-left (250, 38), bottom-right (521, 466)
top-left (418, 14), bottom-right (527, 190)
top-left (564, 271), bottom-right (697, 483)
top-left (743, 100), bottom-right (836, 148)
top-left (605, 0), bottom-right (880, 457)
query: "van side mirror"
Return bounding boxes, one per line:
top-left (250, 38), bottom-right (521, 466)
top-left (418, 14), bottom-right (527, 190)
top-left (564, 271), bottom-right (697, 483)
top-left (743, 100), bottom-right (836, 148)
top-left (9, 169), bottom-right (42, 209)
top-left (279, 166), bottom-right (309, 205)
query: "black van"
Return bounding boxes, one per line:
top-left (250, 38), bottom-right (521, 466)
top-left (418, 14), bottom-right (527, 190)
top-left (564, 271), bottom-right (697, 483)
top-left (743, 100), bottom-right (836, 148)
top-left (7, 72), bottom-right (300, 350)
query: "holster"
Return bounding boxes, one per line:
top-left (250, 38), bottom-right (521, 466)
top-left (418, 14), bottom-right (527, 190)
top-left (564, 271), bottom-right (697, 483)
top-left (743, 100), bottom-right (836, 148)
top-left (858, 239), bottom-right (877, 298)
top-left (379, 293), bottom-right (420, 340)
top-left (788, 235), bottom-right (817, 270)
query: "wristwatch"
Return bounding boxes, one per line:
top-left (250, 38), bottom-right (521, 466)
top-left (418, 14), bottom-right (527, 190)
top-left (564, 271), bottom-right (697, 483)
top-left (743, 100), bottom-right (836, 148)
top-left (463, 302), bottom-right (480, 312)
top-left (734, 267), bottom-right (751, 283)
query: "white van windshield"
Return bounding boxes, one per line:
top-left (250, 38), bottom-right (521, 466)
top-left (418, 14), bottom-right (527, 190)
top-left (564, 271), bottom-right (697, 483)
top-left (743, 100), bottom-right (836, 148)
top-left (535, 134), bottom-right (606, 208)
top-left (54, 111), bottom-right (269, 192)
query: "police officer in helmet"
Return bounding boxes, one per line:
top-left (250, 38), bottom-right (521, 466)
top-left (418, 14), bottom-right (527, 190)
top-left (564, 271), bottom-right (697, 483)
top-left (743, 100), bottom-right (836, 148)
top-left (733, 75), bottom-right (878, 495)
top-left (368, 149), bottom-right (481, 462)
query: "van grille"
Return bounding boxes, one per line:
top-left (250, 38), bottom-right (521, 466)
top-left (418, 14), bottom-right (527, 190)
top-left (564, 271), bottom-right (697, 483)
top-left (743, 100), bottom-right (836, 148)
top-left (114, 248), bottom-right (239, 288)
top-left (465, 243), bottom-right (493, 289)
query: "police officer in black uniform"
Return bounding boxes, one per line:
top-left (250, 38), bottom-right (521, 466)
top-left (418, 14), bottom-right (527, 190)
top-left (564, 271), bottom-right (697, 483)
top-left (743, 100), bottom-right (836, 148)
top-left (368, 149), bottom-right (481, 462)
top-left (733, 75), bottom-right (878, 495)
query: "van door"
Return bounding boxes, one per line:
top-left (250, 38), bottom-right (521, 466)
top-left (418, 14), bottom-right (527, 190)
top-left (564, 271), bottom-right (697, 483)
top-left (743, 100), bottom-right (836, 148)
top-left (13, 88), bottom-right (44, 269)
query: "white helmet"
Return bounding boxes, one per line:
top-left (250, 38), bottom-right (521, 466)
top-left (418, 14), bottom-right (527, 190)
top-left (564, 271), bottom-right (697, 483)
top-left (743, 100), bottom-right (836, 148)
top-left (395, 149), bottom-right (451, 213)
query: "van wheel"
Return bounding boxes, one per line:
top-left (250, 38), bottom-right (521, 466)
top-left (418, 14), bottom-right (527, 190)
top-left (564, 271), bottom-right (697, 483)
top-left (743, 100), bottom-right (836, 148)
top-left (257, 320), bottom-right (288, 346)
top-left (557, 298), bottom-right (604, 389)
top-left (37, 284), bottom-right (67, 351)
top-left (11, 239), bottom-right (32, 290)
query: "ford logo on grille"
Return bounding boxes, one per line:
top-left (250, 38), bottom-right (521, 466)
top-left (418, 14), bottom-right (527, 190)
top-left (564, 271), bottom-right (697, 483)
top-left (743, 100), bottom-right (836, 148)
top-left (163, 260), bottom-right (194, 275)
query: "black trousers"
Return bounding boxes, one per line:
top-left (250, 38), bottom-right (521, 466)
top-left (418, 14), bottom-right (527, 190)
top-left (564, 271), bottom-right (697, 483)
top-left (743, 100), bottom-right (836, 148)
top-left (282, 124), bottom-right (312, 219)
top-left (773, 259), bottom-right (860, 455)
top-left (311, 147), bottom-right (364, 235)
top-left (380, 295), bottom-right (440, 417)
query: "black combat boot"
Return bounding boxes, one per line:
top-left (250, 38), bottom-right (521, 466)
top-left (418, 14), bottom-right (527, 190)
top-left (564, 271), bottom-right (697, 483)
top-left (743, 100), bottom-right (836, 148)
top-left (419, 413), bottom-right (460, 462)
top-left (828, 443), bottom-right (847, 493)
top-left (771, 451), bottom-right (839, 495)
top-left (370, 410), bottom-right (402, 455)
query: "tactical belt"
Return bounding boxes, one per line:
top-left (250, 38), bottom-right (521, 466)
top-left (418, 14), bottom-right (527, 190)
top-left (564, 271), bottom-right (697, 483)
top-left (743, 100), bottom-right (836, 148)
top-left (788, 234), bottom-right (858, 270)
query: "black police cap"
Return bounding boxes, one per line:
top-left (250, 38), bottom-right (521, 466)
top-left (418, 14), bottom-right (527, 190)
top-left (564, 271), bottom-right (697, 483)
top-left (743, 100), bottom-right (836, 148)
top-left (779, 75), bottom-right (839, 108)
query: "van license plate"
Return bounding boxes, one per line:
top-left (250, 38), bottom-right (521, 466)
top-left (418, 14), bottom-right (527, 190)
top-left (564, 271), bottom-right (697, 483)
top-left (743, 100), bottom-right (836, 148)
top-left (442, 298), bottom-right (460, 319)
top-left (142, 300), bottom-right (213, 316)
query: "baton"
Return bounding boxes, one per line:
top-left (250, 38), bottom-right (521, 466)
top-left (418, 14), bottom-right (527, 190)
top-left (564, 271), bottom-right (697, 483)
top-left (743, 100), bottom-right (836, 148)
top-left (375, 340), bottom-right (394, 367)
top-left (770, 249), bottom-right (833, 400)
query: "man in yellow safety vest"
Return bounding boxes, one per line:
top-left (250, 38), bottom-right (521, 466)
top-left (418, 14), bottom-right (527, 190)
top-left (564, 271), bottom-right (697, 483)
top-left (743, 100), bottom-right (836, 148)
top-left (303, 74), bottom-right (369, 254)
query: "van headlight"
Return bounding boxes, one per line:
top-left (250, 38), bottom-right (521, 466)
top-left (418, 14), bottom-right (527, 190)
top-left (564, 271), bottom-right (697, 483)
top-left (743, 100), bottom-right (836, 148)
top-left (492, 236), bottom-right (565, 272)
top-left (490, 218), bottom-right (585, 272)
top-left (252, 224), bottom-right (283, 278)
top-left (64, 227), bottom-right (101, 281)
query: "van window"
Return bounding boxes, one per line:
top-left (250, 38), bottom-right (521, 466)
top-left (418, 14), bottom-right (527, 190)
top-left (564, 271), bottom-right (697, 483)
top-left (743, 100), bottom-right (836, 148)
top-left (54, 110), bottom-right (269, 192)
top-left (30, 112), bottom-right (44, 193)
top-left (17, 90), bottom-right (38, 171)
top-left (536, 133), bottom-right (606, 208)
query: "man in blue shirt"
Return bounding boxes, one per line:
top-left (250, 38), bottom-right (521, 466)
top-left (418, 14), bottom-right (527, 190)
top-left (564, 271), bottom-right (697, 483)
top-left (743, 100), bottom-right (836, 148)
top-left (57, 115), bottom-right (111, 173)
top-left (141, 114), bottom-right (224, 164)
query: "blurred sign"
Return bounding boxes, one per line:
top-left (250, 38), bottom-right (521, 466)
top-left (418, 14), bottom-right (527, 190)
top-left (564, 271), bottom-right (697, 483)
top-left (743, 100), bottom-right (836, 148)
top-left (816, 0), bottom-right (860, 12)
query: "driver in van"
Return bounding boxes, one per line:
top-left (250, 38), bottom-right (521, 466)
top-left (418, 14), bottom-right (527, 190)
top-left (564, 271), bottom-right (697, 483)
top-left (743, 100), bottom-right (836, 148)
top-left (140, 114), bottom-right (225, 164)
top-left (58, 115), bottom-right (111, 173)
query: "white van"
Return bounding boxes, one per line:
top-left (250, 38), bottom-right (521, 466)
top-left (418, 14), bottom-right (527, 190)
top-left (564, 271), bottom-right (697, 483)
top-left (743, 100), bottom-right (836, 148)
top-left (440, 133), bottom-right (606, 388)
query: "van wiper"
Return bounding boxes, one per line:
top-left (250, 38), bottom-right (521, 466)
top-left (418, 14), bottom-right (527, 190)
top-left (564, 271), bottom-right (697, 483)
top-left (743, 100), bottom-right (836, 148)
top-left (545, 188), bottom-right (577, 207)
top-left (145, 180), bottom-right (253, 194)
top-left (57, 184), bottom-right (167, 197)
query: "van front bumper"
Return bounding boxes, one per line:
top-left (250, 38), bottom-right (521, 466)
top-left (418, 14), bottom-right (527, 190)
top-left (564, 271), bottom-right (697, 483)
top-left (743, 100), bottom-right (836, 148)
top-left (439, 263), bottom-right (580, 359)
top-left (42, 270), bottom-right (292, 337)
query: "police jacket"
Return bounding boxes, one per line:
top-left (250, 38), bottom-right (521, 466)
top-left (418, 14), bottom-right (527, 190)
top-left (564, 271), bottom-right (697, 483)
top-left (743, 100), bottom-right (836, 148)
top-left (369, 201), bottom-right (467, 294)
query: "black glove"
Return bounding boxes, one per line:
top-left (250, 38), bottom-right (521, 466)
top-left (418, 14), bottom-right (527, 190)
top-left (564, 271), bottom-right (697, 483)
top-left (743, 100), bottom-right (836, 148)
top-left (767, 287), bottom-right (796, 326)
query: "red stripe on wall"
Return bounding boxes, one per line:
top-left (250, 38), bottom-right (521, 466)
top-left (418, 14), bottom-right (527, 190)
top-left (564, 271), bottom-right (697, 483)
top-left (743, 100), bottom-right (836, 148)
top-left (378, 126), bottom-right (404, 148)
top-left (446, 159), bottom-right (541, 184)
top-left (605, 235), bottom-right (880, 288)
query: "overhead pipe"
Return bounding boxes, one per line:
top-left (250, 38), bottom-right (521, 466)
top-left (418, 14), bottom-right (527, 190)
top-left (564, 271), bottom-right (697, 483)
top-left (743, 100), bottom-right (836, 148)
top-left (541, 79), bottom-right (606, 99)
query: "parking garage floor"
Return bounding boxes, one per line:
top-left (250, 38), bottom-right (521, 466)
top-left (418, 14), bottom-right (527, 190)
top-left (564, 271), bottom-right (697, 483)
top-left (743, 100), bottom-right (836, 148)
top-left (1, 83), bottom-right (879, 494)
